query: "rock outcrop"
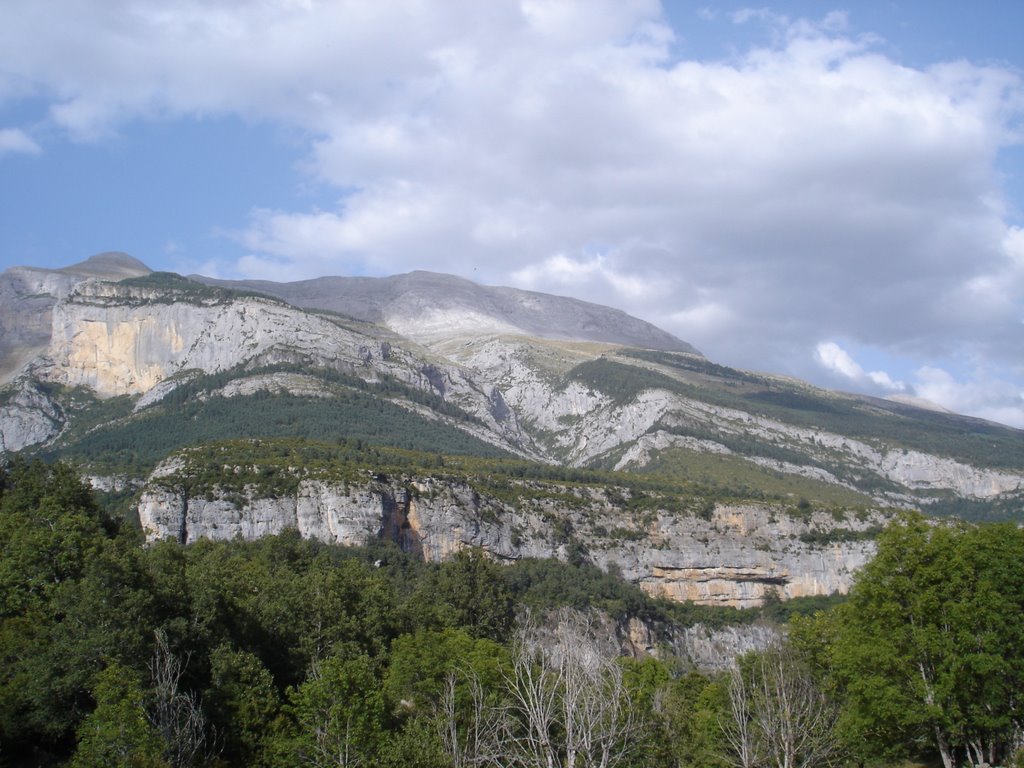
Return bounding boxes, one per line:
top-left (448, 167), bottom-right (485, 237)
top-left (0, 377), bottom-right (64, 452)
top-left (138, 465), bottom-right (884, 609)
top-left (0, 252), bottom-right (150, 383)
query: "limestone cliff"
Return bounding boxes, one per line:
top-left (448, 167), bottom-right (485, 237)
top-left (138, 461), bottom-right (884, 609)
top-left (0, 377), bottom-right (64, 452)
top-left (0, 252), bottom-right (150, 383)
top-left (43, 281), bottom-right (405, 397)
top-left (29, 278), bottom-right (529, 454)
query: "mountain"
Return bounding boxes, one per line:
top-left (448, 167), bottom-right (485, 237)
top-left (1, 254), bottom-right (1022, 609)
top-left (195, 270), bottom-right (700, 353)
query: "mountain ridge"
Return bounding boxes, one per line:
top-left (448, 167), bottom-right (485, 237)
top-left (193, 269), bottom-right (701, 354)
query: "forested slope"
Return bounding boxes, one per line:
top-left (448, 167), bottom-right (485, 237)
top-left (2, 459), bottom-right (1021, 767)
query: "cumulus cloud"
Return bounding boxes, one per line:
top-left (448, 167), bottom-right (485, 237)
top-left (0, 128), bottom-right (40, 156)
top-left (815, 341), bottom-right (905, 392)
top-left (913, 366), bottom-right (1024, 429)
top-left (1, 1), bottom-right (1023, 425)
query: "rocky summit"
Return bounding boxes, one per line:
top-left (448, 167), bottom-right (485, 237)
top-left (1, 254), bottom-right (1022, 609)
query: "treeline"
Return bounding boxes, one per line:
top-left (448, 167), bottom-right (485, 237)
top-left (2, 458), bottom-right (1022, 767)
top-left (0, 458), bottom-right (746, 767)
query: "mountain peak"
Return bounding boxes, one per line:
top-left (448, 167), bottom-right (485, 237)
top-left (59, 252), bottom-right (152, 279)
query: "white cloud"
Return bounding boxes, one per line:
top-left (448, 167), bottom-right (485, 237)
top-left (0, 128), bottom-right (40, 156)
top-left (815, 341), bottom-right (864, 380)
top-left (511, 253), bottom-right (666, 302)
top-left (2, 1), bottom-right (1024, 425)
top-left (913, 366), bottom-right (1024, 428)
top-left (815, 341), bottom-right (905, 392)
top-left (867, 370), bottom-right (903, 390)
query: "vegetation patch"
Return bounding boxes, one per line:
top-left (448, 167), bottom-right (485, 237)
top-left (116, 271), bottom-right (272, 304)
top-left (41, 384), bottom-right (507, 477)
top-left (564, 357), bottom-right (682, 404)
top-left (639, 446), bottom-right (877, 510)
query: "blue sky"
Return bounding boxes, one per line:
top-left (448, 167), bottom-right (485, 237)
top-left (1, 1), bottom-right (1023, 427)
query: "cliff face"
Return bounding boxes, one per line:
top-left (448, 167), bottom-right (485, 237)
top-left (29, 279), bottom-right (530, 453)
top-left (138, 467), bottom-right (882, 609)
top-left (44, 282), bottom-right (399, 397)
top-left (0, 377), bottom-right (64, 452)
top-left (0, 253), bottom-right (151, 383)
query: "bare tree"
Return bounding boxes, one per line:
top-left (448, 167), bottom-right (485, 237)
top-left (723, 643), bottom-right (841, 768)
top-left (437, 670), bottom-right (505, 768)
top-left (448, 609), bottom-right (642, 768)
top-left (721, 664), bottom-right (761, 768)
top-left (149, 630), bottom-right (212, 767)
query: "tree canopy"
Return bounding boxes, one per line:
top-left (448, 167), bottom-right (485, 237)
top-left (796, 512), bottom-right (1024, 768)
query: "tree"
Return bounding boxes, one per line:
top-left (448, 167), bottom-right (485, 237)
top-left (206, 644), bottom-right (283, 766)
top-left (439, 609), bottom-right (643, 768)
top-left (805, 513), bottom-right (1024, 768)
top-left (70, 663), bottom-right (167, 768)
top-left (722, 663), bottom-right (760, 768)
top-left (422, 548), bottom-right (515, 640)
top-left (0, 458), bottom-right (156, 761)
top-left (437, 668), bottom-right (506, 768)
top-left (723, 643), bottom-right (841, 768)
top-left (149, 630), bottom-right (213, 768)
top-left (277, 653), bottom-right (386, 768)
top-left (385, 627), bottom-right (506, 715)
top-left (650, 669), bottom-right (730, 768)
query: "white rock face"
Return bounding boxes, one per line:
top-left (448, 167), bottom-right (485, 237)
top-left (137, 466), bottom-right (883, 609)
top-left (37, 282), bottom-right (527, 444)
top-left (45, 287), bottom-right (379, 396)
top-left (878, 448), bottom-right (1022, 497)
top-left (139, 481), bottom-right (384, 546)
top-left (0, 378), bottom-right (63, 451)
top-left (603, 504), bottom-right (879, 607)
top-left (216, 372), bottom-right (333, 400)
top-left (546, 390), bottom-right (1021, 500)
top-left (670, 623), bottom-right (781, 671)
top-left (441, 338), bottom-right (1024, 501)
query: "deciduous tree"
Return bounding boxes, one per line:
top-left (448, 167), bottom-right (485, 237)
top-left (804, 513), bottom-right (1024, 768)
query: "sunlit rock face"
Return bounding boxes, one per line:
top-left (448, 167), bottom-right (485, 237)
top-left (138, 465), bottom-right (882, 610)
top-left (44, 283), bottom-right (366, 397)
top-left (29, 279), bottom-right (527, 452)
top-left (0, 253), bottom-right (151, 384)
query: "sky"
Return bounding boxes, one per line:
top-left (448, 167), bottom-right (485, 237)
top-left (1, 1), bottom-right (1023, 428)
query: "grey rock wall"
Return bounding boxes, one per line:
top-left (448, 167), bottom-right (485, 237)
top-left (138, 469), bottom-right (882, 609)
